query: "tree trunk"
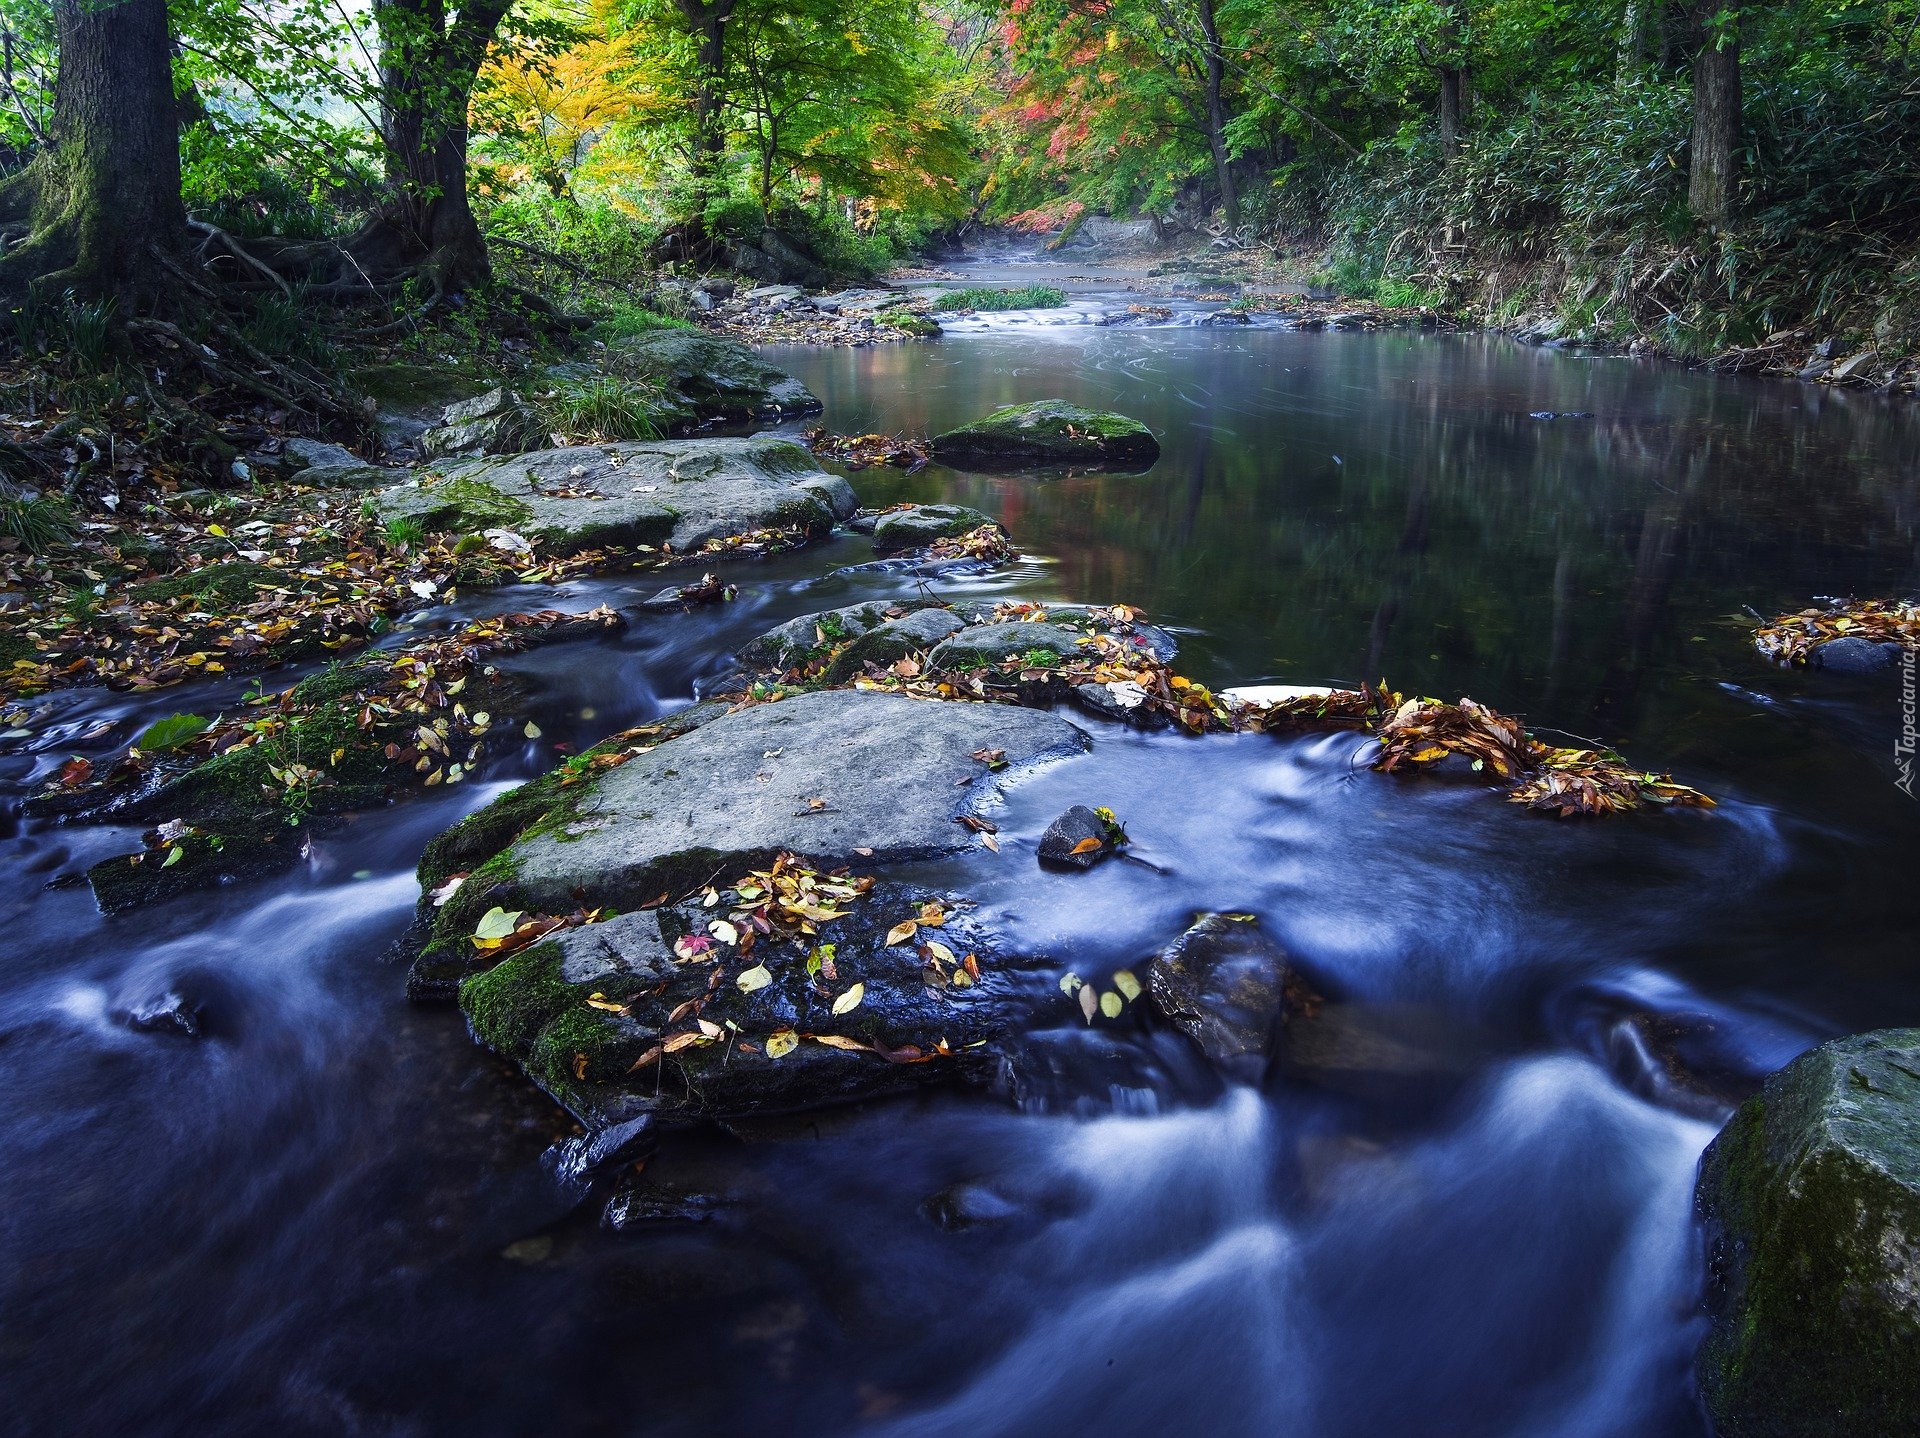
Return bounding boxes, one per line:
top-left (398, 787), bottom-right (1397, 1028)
top-left (0, 0), bottom-right (186, 302)
top-left (1688, 14), bottom-right (1741, 222)
top-left (1196, 0), bottom-right (1238, 230)
top-left (1616, 0), bottom-right (1649, 82)
top-left (355, 0), bottom-right (510, 293)
top-left (678, 1), bottom-right (736, 191)
top-left (1439, 66), bottom-right (1465, 159)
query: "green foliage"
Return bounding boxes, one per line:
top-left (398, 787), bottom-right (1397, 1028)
top-left (384, 516), bottom-right (427, 548)
top-left (136, 714), bottom-right (215, 753)
top-left (0, 496), bottom-right (76, 554)
top-left (934, 286), bottom-right (1068, 312)
top-left (536, 378), bottom-right (662, 444)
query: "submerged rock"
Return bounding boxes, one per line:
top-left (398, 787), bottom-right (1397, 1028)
top-left (1147, 913), bottom-right (1299, 1082)
top-left (932, 400), bottom-right (1160, 470)
top-left (607, 329), bottom-right (821, 426)
top-left (1695, 1028), bottom-right (1920, 1437)
top-left (377, 436), bottom-right (850, 557)
top-left (411, 689), bottom-right (1090, 995)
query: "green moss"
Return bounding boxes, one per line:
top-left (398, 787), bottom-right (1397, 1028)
top-left (461, 940), bottom-right (574, 1054)
top-left (431, 476), bottom-right (535, 531)
top-left (130, 561), bottom-right (280, 607)
top-left (878, 310), bottom-right (942, 338)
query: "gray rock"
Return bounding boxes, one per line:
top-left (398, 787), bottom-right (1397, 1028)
top-left (933, 400), bottom-right (1161, 470)
top-left (872, 503), bottom-right (996, 553)
top-left (1037, 804), bottom-right (1116, 870)
top-left (282, 438), bottom-right (362, 473)
top-left (1072, 679), bottom-right (1167, 728)
top-left (300, 462), bottom-right (411, 490)
top-left (377, 435), bottom-right (838, 556)
top-left (418, 387), bottom-right (543, 460)
top-left (423, 689), bottom-right (1089, 956)
top-left (794, 472), bottom-right (859, 520)
top-left (1696, 1028), bottom-right (1920, 1437)
top-left (1202, 309), bottom-right (1252, 326)
top-left (1810, 636), bottom-right (1904, 673)
top-left (821, 609), bottom-right (968, 682)
top-left (1147, 913), bottom-right (1297, 1081)
top-left (733, 600), bottom-right (922, 675)
top-left (927, 620), bottom-right (1091, 672)
top-left (608, 329), bottom-right (821, 425)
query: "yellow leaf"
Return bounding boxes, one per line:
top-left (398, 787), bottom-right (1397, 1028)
top-left (1100, 991), bottom-right (1123, 1018)
top-left (886, 921), bottom-right (918, 946)
top-left (1113, 968), bottom-right (1142, 1001)
top-left (811, 1033), bottom-right (869, 1051)
top-left (736, 963), bottom-right (772, 994)
top-left (831, 982), bottom-right (865, 1015)
top-left (1409, 745), bottom-right (1451, 763)
top-left (765, 1029), bottom-right (799, 1059)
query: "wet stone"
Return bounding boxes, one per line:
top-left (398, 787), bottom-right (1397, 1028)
top-left (932, 400), bottom-right (1161, 470)
top-left (1037, 805), bottom-right (1115, 870)
top-left (871, 504), bottom-right (996, 553)
top-left (1147, 913), bottom-right (1299, 1082)
top-left (1810, 636), bottom-right (1904, 673)
top-left (1695, 1028), bottom-right (1920, 1437)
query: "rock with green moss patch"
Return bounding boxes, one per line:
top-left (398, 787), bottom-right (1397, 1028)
top-left (925, 620), bottom-right (1090, 672)
top-left (1695, 1028), bottom-right (1920, 1437)
top-left (375, 435), bottom-right (844, 557)
top-left (871, 504), bottom-right (995, 553)
top-left (411, 689), bottom-right (1089, 994)
top-left (418, 387), bottom-right (543, 460)
top-left (86, 828), bottom-right (305, 914)
top-left (878, 310), bottom-right (942, 338)
top-left (607, 330), bottom-right (820, 425)
top-left (459, 883), bottom-right (1034, 1131)
top-left (932, 400), bottom-right (1160, 470)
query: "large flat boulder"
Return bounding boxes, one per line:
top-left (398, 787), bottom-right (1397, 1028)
top-left (932, 400), bottom-right (1160, 470)
top-left (375, 435), bottom-right (854, 556)
top-left (413, 689), bottom-right (1089, 994)
top-left (607, 329), bottom-right (821, 425)
top-left (1695, 1028), bottom-right (1920, 1436)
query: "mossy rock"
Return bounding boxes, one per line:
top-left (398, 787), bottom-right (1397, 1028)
top-left (130, 562), bottom-right (283, 608)
top-left (607, 330), bottom-right (820, 424)
top-left (86, 828), bottom-right (303, 914)
top-left (871, 504), bottom-right (995, 553)
top-left (878, 311), bottom-right (942, 338)
top-left (931, 400), bottom-right (1160, 470)
top-left (1695, 1028), bottom-right (1920, 1437)
top-left (350, 364), bottom-right (491, 416)
top-left (459, 886), bottom-right (1024, 1131)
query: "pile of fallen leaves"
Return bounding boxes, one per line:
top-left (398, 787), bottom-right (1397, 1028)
top-left (802, 427), bottom-right (933, 472)
top-left (1752, 597), bottom-right (1919, 665)
top-left (924, 524), bottom-right (1019, 563)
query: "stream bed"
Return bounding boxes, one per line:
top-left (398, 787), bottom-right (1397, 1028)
top-left (4, 276), bottom-right (1918, 1436)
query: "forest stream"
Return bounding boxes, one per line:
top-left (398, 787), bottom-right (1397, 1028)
top-left (4, 260), bottom-right (1918, 1437)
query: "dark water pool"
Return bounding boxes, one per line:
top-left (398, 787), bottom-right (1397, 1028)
top-left (2, 305), bottom-right (1916, 1437)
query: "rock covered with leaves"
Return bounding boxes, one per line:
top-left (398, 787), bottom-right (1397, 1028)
top-left (408, 688), bottom-right (1090, 996)
top-left (932, 400), bottom-right (1162, 470)
top-left (374, 435), bottom-right (855, 559)
top-left (1753, 597), bottom-right (1916, 673)
top-left (459, 865), bottom-right (1039, 1131)
top-left (1695, 1028), bottom-right (1920, 1437)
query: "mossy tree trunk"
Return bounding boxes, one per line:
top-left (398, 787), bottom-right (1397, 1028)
top-left (350, 0), bottom-right (511, 295)
top-left (1688, 8), bottom-right (1741, 222)
top-left (0, 0), bottom-right (187, 304)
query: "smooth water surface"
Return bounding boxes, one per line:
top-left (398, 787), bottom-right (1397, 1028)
top-left (3, 281), bottom-right (1917, 1437)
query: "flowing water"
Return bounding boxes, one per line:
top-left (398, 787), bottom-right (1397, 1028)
top-left (4, 262), bottom-right (1918, 1436)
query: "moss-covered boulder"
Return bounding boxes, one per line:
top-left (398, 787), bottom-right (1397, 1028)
top-left (1695, 1028), bottom-right (1920, 1437)
top-left (375, 435), bottom-right (853, 557)
top-left (409, 689), bottom-right (1090, 997)
top-left (607, 329), bottom-right (821, 426)
top-left (458, 881), bottom-right (1033, 1132)
top-left (932, 400), bottom-right (1161, 470)
top-left (871, 503), bottom-right (996, 553)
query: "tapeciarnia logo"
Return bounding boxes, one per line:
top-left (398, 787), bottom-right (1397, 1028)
top-left (1899, 651), bottom-right (1917, 799)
